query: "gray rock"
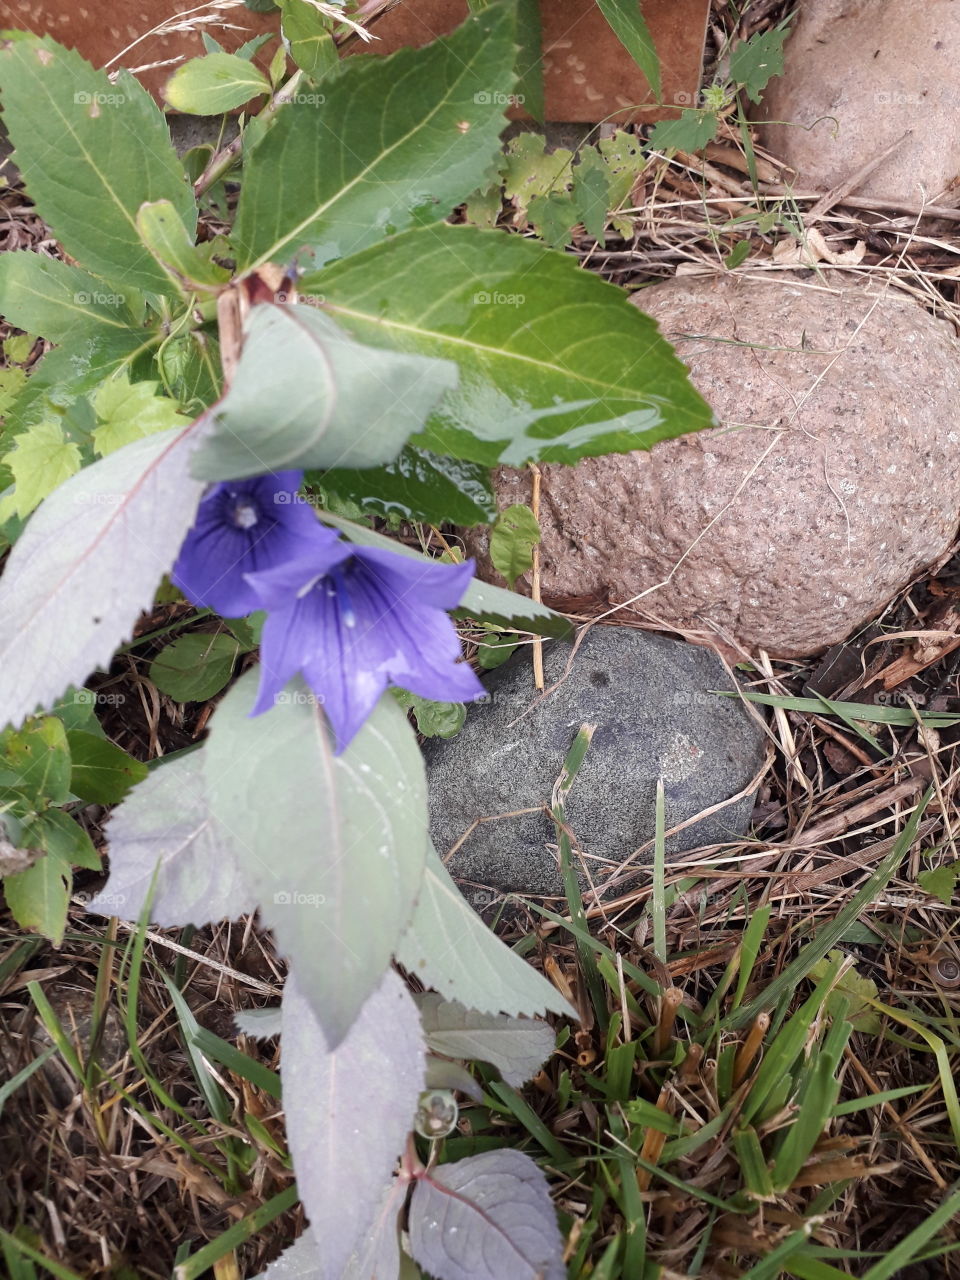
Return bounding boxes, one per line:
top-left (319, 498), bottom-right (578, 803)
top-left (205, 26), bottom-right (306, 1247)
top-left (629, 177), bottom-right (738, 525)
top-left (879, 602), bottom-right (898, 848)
top-left (424, 626), bottom-right (766, 899)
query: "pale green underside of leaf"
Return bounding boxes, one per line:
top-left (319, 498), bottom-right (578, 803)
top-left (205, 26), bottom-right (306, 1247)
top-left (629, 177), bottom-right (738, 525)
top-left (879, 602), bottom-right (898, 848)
top-left (0, 422), bottom-right (208, 729)
top-left (417, 992), bottom-right (557, 1086)
top-left (204, 671), bottom-right (429, 1047)
top-left (281, 971), bottom-right (424, 1276)
top-left (231, 4), bottom-right (517, 272)
top-left (397, 844), bottom-right (576, 1020)
top-left (90, 751), bottom-right (255, 927)
top-left (306, 223), bottom-right (715, 466)
top-left (191, 303), bottom-right (457, 480)
top-left (318, 513), bottom-right (572, 639)
top-left (0, 36), bottom-right (196, 294)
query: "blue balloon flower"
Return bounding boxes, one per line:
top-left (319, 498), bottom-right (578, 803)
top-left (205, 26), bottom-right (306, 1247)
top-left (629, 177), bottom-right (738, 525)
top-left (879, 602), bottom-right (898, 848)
top-left (172, 471), bottom-right (345, 617)
top-left (246, 542), bottom-right (486, 751)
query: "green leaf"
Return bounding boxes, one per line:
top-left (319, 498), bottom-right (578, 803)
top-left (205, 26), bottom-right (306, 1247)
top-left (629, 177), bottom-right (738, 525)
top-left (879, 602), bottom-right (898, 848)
top-left (224, 613), bottom-right (265, 651)
top-left (204, 670), bottom-right (429, 1046)
top-left (393, 690), bottom-right (466, 739)
top-left (0, 716), bottom-right (72, 806)
top-left (136, 200), bottom-right (232, 290)
top-left (191, 303), bottom-right (458, 480)
top-left (231, 4), bottom-right (518, 272)
top-left (573, 149), bottom-right (612, 242)
top-left (4, 331), bottom-right (153, 435)
top-left (489, 503), bottom-right (540, 588)
top-left (514, 0), bottom-right (544, 124)
top-left (66, 730), bottom-right (149, 804)
top-left (646, 108), bottom-right (720, 154)
top-left (25, 807), bottom-right (100, 870)
top-left (0, 252), bottom-right (135, 343)
top-left (3, 333), bottom-right (35, 364)
top-left (724, 238), bottom-right (752, 270)
top-left (0, 420), bottom-right (82, 520)
top-left (503, 134), bottom-right (574, 214)
top-left (527, 191), bottom-right (575, 249)
top-left (280, 0), bottom-right (339, 77)
top-left (50, 687), bottom-right (107, 738)
top-left (163, 52), bottom-right (272, 113)
top-left (148, 633), bottom-right (241, 702)
top-left (598, 129), bottom-right (645, 207)
top-left (309, 223), bottom-right (714, 466)
top-left (918, 862), bottom-right (958, 906)
top-left (159, 329), bottom-right (223, 411)
top-left (91, 750), bottom-right (255, 927)
top-left (808, 951), bottom-right (881, 1035)
top-left (315, 446), bottom-right (496, 526)
top-left (92, 374), bottom-right (190, 456)
top-left (730, 27), bottom-right (788, 104)
top-left (318, 512), bottom-right (573, 638)
top-left (3, 852), bottom-right (70, 943)
top-left (0, 368), bottom-right (26, 417)
top-left (594, 0), bottom-right (661, 98)
top-left (397, 843), bottom-right (575, 1019)
top-left (268, 42), bottom-right (287, 89)
top-left (476, 631), bottom-right (519, 669)
top-left (0, 36), bottom-right (197, 294)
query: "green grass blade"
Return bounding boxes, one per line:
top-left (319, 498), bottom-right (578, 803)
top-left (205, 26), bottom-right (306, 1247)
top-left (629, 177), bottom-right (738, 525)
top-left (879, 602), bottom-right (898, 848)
top-left (190, 1026), bottom-right (282, 1099)
top-left (726, 792), bottom-right (932, 1031)
top-left (832, 1084), bottom-right (925, 1116)
top-left (173, 1184), bottom-right (299, 1280)
top-left (0, 1045), bottom-right (56, 1117)
top-left (0, 1228), bottom-right (85, 1280)
top-left (488, 1080), bottom-right (572, 1165)
top-left (860, 1182), bottom-right (960, 1279)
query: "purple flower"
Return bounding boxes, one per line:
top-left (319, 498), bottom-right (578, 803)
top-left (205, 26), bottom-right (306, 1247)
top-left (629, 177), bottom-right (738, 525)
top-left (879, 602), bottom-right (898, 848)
top-left (246, 543), bottom-right (486, 751)
top-left (172, 471), bottom-right (345, 617)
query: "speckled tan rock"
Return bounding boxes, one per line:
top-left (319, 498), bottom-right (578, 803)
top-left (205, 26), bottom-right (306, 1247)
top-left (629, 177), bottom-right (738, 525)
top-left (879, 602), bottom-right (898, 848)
top-left (757, 1), bottom-right (960, 202)
top-left (466, 272), bottom-right (960, 658)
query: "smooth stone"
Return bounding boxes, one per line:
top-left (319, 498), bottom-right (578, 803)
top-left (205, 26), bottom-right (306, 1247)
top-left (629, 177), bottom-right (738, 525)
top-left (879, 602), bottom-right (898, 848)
top-left (424, 626), bottom-right (766, 899)
top-left (466, 271), bottom-right (960, 659)
top-left (757, 0), bottom-right (960, 203)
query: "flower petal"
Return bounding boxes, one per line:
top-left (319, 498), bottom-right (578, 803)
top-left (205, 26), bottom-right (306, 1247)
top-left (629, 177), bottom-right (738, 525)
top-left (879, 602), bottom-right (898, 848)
top-left (248, 541), bottom-right (484, 751)
top-left (172, 472), bottom-right (342, 615)
top-left (351, 545), bottom-right (476, 611)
